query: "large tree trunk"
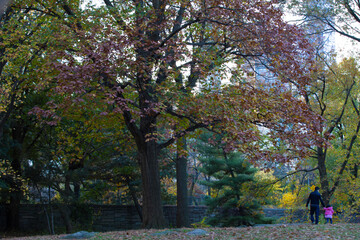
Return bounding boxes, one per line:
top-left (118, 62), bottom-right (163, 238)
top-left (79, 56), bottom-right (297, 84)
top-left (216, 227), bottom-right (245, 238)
top-left (6, 192), bottom-right (20, 231)
top-left (176, 137), bottom-right (190, 227)
top-left (138, 140), bottom-right (167, 228)
top-left (61, 175), bottom-right (74, 233)
top-left (121, 80), bottom-right (167, 228)
top-left (58, 204), bottom-right (73, 234)
top-left (317, 146), bottom-right (330, 205)
top-left (6, 123), bottom-right (24, 231)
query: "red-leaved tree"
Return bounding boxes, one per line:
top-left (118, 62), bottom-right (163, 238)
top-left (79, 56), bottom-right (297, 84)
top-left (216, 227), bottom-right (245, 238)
top-left (29, 0), bottom-right (324, 228)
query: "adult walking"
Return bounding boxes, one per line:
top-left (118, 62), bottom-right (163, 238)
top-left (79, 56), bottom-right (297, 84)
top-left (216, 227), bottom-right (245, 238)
top-left (306, 186), bottom-right (325, 224)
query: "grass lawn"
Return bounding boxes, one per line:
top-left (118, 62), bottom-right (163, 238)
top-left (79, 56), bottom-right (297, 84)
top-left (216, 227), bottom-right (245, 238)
top-left (2, 223), bottom-right (359, 240)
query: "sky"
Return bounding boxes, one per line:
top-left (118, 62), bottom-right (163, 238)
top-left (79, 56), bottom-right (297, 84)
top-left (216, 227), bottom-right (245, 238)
top-left (335, 34), bottom-right (360, 60)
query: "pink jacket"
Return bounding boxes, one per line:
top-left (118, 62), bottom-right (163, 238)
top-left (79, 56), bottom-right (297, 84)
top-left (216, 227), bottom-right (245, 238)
top-left (324, 206), bottom-right (334, 218)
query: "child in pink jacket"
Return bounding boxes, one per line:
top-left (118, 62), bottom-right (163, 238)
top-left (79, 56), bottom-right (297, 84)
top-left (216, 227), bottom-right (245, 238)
top-left (324, 205), bottom-right (334, 224)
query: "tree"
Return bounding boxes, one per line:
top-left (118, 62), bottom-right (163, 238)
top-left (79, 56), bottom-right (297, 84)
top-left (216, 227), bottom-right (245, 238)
top-left (268, 56), bottom-right (360, 207)
top-left (0, 1), bottom-right (130, 231)
top-left (309, 57), bottom-right (360, 204)
top-left (175, 137), bottom-right (190, 227)
top-left (198, 132), bottom-right (271, 226)
top-left (277, 0), bottom-right (360, 206)
top-left (0, 1), bottom-right (56, 230)
top-left (287, 0), bottom-right (360, 44)
top-left (20, 0), bottom-right (322, 228)
top-left (29, 91), bottom-right (143, 233)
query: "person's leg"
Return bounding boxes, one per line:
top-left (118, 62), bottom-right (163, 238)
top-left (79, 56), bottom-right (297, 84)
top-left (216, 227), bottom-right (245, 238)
top-left (314, 205), bottom-right (320, 224)
top-left (325, 218), bottom-right (329, 224)
top-left (310, 206), bottom-right (315, 223)
top-left (330, 218), bottom-right (333, 224)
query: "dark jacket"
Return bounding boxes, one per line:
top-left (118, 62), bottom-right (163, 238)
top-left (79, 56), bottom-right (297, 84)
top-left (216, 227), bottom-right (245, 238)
top-left (306, 190), bottom-right (325, 207)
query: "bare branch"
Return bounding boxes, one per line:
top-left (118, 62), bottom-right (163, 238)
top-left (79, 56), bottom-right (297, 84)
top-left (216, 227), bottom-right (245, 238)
top-left (268, 167), bottom-right (319, 186)
top-left (158, 18), bottom-right (200, 49)
top-left (326, 80), bottom-right (355, 136)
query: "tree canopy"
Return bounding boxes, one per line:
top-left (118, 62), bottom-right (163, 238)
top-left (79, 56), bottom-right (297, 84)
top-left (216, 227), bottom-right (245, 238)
top-left (0, 0), bottom-right (326, 229)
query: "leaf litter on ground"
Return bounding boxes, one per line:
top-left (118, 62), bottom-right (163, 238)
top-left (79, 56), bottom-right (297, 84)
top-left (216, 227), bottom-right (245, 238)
top-left (3, 223), bottom-right (360, 240)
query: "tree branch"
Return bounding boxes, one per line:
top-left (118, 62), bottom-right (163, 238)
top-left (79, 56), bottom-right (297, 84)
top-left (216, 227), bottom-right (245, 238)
top-left (326, 80), bottom-right (355, 136)
top-left (158, 122), bottom-right (208, 150)
top-left (267, 167), bottom-right (319, 186)
top-left (103, 0), bottom-right (127, 30)
top-left (330, 104), bottom-right (360, 196)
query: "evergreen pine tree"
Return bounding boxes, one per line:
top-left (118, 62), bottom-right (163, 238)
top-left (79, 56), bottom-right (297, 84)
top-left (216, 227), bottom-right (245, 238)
top-left (198, 132), bottom-right (272, 226)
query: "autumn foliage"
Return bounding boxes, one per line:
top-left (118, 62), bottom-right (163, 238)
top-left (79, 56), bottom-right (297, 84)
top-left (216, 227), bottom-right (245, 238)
top-left (0, 0), bottom-right (327, 229)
